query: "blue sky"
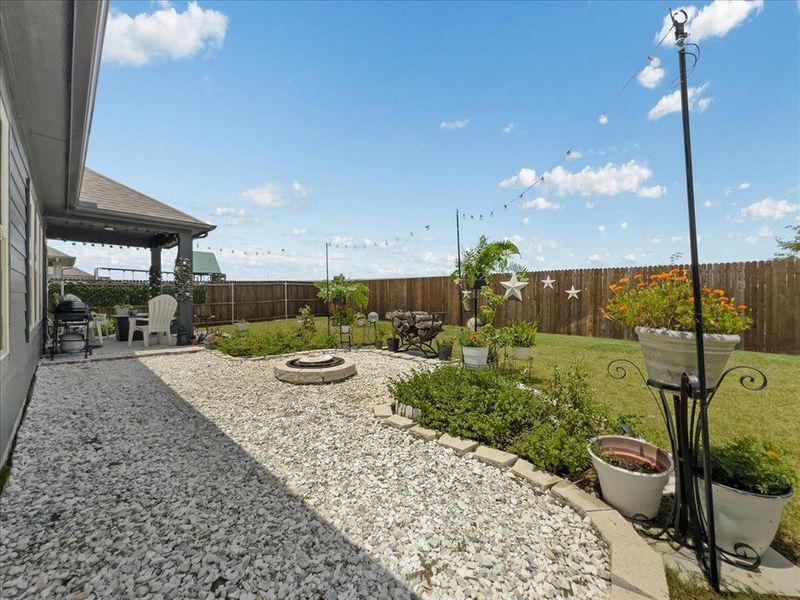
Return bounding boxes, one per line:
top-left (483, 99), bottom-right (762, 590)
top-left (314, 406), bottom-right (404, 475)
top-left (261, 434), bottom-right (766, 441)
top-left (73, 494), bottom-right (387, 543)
top-left (51, 0), bottom-right (800, 280)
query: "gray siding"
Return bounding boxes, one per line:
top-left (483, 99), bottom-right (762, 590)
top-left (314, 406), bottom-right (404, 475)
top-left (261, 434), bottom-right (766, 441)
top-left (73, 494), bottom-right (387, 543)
top-left (1, 84), bottom-right (45, 468)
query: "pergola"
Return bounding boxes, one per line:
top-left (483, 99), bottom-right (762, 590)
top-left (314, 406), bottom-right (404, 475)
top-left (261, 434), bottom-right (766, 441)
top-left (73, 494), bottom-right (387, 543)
top-left (47, 168), bottom-right (216, 334)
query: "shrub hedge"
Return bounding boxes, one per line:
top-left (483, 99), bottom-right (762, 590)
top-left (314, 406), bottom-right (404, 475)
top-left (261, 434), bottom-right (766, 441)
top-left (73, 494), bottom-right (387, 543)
top-left (49, 282), bottom-right (207, 309)
top-left (389, 365), bottom-right (629, 478)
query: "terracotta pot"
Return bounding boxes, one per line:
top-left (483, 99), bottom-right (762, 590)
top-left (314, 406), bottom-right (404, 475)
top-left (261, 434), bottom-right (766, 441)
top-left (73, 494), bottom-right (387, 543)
top-left (635, 326), bottom-right (740, 389)
top-left (697, 476), bottom-right (793, 557)
top-left (589, 435), bottom-right (673, 519)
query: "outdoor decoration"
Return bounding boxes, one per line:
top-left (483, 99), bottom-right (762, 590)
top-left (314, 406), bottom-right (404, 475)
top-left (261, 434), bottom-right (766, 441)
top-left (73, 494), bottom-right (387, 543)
top-left (589, 435), bottom-right (673, 520)
top-left (500, 273), bottom-right (528, 301)
top-left (173, 257), bottom-right (193, 302)
top-left (501, 320), bottom-right (537, 361)
top-left (565, 285), bottom-right (581, 300)
top-left (385, 310), bottom-right (445, 357)
top-left (458, 328), bottom-right (490, 369)
top-left (461, 289), bottom-right (473, 312)
top-left (541, 275), bottom-right (556, 289)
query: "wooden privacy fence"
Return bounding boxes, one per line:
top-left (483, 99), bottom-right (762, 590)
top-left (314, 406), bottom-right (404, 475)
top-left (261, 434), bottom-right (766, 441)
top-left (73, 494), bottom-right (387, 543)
top-left (181, 260), bottom-right (796, 355)
top-left (196, 281), bottom-right (326, 324)
top-left (359, 260), bottom-right (799, 355)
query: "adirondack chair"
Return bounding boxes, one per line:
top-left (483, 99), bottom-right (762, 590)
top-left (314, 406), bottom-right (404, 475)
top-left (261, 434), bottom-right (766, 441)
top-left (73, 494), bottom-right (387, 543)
top-left (128, 294), bottom-right (177, 347)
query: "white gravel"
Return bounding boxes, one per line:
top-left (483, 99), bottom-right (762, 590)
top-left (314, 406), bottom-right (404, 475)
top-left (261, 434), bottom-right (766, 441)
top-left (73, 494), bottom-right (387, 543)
top-left (0, 350), bottom-right (610, 599)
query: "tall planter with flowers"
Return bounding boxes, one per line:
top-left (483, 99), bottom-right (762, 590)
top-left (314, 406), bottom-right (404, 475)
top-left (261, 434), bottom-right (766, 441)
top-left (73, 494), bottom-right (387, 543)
top-left (459, 327), bottom-right (491, 369)
top-left (603, 269), bottom-right (751, 389)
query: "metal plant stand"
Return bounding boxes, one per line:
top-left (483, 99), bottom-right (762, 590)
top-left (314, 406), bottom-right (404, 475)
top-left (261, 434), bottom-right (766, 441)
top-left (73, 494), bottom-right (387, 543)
top-left (607, 359), bottom-right (768, 583)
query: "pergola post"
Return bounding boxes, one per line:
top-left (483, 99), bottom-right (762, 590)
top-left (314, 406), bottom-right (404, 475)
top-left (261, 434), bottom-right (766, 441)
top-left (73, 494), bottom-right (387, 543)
top-left (177, 233), bottom-right (193, 336)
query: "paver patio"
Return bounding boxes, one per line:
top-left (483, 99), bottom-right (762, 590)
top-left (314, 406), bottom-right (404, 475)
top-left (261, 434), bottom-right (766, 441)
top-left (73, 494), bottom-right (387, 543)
top-left (0, 352), bottom-right (610, 599)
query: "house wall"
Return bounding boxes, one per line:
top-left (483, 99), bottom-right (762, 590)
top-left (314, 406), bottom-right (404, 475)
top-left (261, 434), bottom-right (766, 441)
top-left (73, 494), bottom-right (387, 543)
top-left (0, 79), bottom-right (46, 469)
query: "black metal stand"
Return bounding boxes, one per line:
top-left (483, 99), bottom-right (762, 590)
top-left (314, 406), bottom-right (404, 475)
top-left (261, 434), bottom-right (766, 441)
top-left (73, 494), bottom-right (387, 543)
top-left (607, 360), bottom-right (768, 586)
top-left (50, 317), bottom-right (93, 360)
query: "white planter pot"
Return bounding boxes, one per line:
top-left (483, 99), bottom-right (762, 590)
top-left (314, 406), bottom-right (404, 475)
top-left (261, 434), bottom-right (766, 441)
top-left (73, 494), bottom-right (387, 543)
top-left (635, 327), bottom-right (740, 389)
top-left (462, 346), bottom-right (489, 370)
top-left (512, 346), bottom-right (531, 361)
top-left (235, 323), bottom-right (250, 332)
top-left (589, 435), bottom-right (674, 520)
top-left (356, 319), bottom-right (366, 327)
top-left (697, 477), bottom-right (793, 557)
top-left (340, 325), bottom-right (351, 334)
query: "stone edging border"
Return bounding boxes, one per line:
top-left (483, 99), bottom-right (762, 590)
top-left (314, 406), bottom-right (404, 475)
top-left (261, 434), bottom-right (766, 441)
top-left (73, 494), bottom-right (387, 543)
top-left (374, 404), bottom-right (670, 600)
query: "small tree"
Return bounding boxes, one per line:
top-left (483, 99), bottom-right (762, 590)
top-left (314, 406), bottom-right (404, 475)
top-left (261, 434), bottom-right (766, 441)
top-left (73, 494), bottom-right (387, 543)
top-left (775, 225), bottom-right (800, 259)
top-left (315, 274), bottom-right (369, 325)
top-left (452, 236), bottom-right (520, 289)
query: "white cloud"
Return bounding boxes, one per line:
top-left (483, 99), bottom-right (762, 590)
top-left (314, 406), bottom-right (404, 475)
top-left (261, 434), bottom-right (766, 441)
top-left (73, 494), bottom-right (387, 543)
top-left (598, 113), bottom-right (609, 125)
top-left (624, 254), bottom-right (638, 262)
top-left (651, 237), bottom-right (662, 244)
top-left (585, 201), bottom-right (596, 209)
top-left (648, 83), bottom-right (712, 120)
top-left (534, 255), bottom-right (546, 263)
top-left (637, 185), bottom-right (666, 198)
top-left (103, 1), bottom-right (228, 67)
top-left (498, 168), bottom-right (538, 189)
top-left (703, 200), bottom-right (715, 208)
top-left (502, 122), bottom-right (515, 134)
top-left (565, 150), bottom-right (582, 161)
top-left (292, 181), bottom-right (308, 198)
top-left (745, 235), bottom-right (758, 244)
top-left (671, 235), bottom-right (684, 243)
top-left (240, 184), bottom-right (286, 208)
top-left (521, 217), bottom-right (530, 225)
top-left (440, 119), bottom-right (470, 130)
top-left (620, 222), bottom-right (628, 230)
top-left (522, 197), bottom-right (562, 211)
top-left (655, 1), bottom-right (764, 45)
top-left (588, 254), bottom-right (602, 264)
top-left (757, 226), bottom-right (774, 237)
top-left (598, 225), bottom-right (605, 233)
top-left (726, 181), bottom-right (751, 196)
top-left (213, 206), bottom-right (245, 216)
top-left (541, 161), bottom-right (657, 197)
top-left (291, 227), bottom-right (307, 236)
top-left (638, 64), bottom-right (665, 89)
top-left (740, 198), bottom-right (800, 220)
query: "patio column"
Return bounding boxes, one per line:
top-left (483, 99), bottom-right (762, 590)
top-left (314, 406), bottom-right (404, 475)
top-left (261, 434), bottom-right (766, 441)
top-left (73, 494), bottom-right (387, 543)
top-left (150, 246), bottom-right (161, 294)
top-left (177, 233), bottom-right (193, 336)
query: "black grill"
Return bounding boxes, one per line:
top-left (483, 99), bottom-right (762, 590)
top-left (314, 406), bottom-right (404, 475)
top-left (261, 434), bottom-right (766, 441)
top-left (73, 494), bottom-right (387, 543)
top-left (54, 300), bottom-right (90, 322)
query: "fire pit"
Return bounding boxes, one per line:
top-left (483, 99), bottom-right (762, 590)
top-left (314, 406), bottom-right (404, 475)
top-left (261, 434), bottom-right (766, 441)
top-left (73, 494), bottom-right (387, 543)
top-left (274, 353), bottom-right (356, 384)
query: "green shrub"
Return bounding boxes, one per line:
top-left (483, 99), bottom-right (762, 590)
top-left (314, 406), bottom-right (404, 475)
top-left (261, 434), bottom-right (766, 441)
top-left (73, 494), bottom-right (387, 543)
top-left (706, 437), bottom-right (797, 496)
top-left (48, 282), bottom-right (207, 308)
top-left (389, 365), bottom-right (626, 479)
top-left (216, 326), bottom-right (336, 357)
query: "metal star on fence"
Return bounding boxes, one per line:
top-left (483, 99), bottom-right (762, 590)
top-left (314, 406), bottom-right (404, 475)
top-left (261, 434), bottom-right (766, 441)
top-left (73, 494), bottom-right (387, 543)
top-left (565, 285), bottom-right (581, 300)
top-left (500, 273), bottom-right (529, 301)
top-left (541, 275), bottom-right (556, 289)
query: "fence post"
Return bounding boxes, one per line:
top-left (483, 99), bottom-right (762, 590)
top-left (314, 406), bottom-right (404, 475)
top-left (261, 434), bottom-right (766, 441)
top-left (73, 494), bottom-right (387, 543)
top-left (230, 282), bottom-right (235, 324)
top-left (284, 281), bottom-right (289, 320)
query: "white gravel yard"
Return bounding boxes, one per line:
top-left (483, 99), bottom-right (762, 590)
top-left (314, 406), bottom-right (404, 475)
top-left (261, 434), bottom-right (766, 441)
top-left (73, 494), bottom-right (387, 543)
top-left (0, 350), bottom-right (610, 600)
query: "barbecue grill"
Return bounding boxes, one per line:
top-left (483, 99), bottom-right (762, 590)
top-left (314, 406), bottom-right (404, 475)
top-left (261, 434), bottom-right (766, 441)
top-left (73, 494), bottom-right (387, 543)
top-left (50, 300), bottom-right (92, 359)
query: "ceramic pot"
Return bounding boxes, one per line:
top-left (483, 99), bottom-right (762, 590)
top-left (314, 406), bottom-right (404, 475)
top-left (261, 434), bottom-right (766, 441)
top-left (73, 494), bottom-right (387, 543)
top-left (340, 325), bottom-right (351, 334)
top-left (589, 435), bottom-right (673, 520)
top-left (437, 346), bottom-right (453, 361)
top-left (462, 346), bottom-right (489, 369)
top-left (386, 338), bottom-right (399, 352)
top-left (697, 477), bottom-right (793, 557)
top-left (635, 326), bottom-right (740, 389)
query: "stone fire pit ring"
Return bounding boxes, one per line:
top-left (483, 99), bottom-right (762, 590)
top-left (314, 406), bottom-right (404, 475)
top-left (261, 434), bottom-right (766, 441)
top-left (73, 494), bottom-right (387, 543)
top-left (274, 353), bottom-right (356, 384)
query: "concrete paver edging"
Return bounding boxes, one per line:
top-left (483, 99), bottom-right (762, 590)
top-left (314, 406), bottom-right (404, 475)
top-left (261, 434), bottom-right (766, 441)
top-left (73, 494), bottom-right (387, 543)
top-left (373, 393), bottom-right (669, 600)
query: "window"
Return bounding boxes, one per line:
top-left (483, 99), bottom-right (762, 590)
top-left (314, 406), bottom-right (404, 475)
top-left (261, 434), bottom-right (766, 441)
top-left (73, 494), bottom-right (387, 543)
top-left (0, 97), bottom-right (9, 355)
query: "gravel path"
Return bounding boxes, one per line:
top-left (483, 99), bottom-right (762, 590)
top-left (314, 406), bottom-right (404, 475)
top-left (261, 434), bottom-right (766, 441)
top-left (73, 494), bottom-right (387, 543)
top-left (0, 351), bottom-right (610, 599)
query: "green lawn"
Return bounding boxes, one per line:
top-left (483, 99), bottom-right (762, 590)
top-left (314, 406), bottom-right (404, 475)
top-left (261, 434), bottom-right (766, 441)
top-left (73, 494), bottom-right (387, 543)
top-left (218, 317), bottom-right (800, 562)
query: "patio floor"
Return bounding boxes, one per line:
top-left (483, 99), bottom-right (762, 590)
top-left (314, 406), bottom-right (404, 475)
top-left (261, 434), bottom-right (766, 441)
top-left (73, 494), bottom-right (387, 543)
top-left (42, 337), bottom-right (203, 366)
top-left (0, 350), bottom-right (610, 599)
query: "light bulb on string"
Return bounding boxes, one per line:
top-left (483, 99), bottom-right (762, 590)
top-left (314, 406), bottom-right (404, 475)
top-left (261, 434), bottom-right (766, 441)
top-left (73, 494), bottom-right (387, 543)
top-left (598, 113), bottom-right (609, 125)
top-left (647, 55), bottom-right (661, 67)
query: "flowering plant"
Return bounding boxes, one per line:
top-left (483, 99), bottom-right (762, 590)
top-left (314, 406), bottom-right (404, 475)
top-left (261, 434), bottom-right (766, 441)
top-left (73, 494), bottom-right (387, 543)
top-left (707, 437), bottom-right (796, 496)
top-left (602, 269), bottom-right (752, 335)
top-left (458, 326), bottom-right (494, 348)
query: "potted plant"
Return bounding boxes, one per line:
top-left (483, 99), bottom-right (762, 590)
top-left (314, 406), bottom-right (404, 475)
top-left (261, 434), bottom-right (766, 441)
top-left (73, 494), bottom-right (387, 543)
top-left (505, 320), bottom-right (537, 360)
top-left (697, 437), bottom-right (796, 557)
top-left (386, 329), bottom-right (400, 352)
top-left (459, 327), bottom-right (490, 369)
top-left (337, 306), bottom-right (355, 334)
top-left (602, 269), bottom-right (751, 388)
top-left (355, 312), bottom-right (367, 328)
top-left (235, 319), bottom-right (250, 333)
top-left (374, 324), bottom-right (389, 349)
top-left (435, 337), bottom-right (454, 361)
top-left (114, 304), bottom-right (133, 317)
top-left (589, 435), bottom-right (674, 519)
top-left (452, 236), bottom-right (519, 315)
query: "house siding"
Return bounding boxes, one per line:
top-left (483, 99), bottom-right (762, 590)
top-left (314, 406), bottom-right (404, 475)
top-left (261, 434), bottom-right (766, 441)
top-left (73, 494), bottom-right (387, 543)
top-left (0, 80), bottom-right (45, 469)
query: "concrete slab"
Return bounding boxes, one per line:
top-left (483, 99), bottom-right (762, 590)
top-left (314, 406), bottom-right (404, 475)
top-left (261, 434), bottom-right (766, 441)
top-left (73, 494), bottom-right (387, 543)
top-left (474, 446), bottom-right (517, 468)
top-left (437, 434), bottom-right (478, 456)
top-left (649, 538), bottom-right (800, 597)
top-left (511, 460), bottom-right (563, 490)
top-left (408, 425), bottom-right (439, 441)
top-left (383, 415), bottom-right (414, 430)
top-left (551, 481), bottom-right (611, 515)
top-left (373, 405), bottom-right (393, 419)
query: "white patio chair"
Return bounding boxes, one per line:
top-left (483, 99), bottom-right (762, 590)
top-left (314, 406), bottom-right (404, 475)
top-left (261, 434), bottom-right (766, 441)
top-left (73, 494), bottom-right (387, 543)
top-left (90, 313), bottom-right (108, 345)
top-left (128, 294), bottom-right (177, 347)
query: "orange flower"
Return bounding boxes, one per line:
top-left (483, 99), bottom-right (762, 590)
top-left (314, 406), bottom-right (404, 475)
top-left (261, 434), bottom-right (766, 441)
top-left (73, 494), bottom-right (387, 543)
top-left (738, 304), bottom-right (747, 310)
top-left (689, 296), bottom-right (695, 302)
top-left (767, 450), bottom-right (780, 460)
top-left (636, 283), bottom-right (645, 289)
top-left (675, 276), bottom-right (687, 282)
top-left (713, 289), bottom-right (725, 295)
top-left (702, 286), bottom-right (712, 293)
top-left (634, 273), bottom-right (643, 280)
top-left (648, 282), bottom-right (657, 288)
top-left (619, 277), bottom-right (629, 284)
top-left (619, 305), bottom-right (629, 312)
top-left (670, 268), bottom-right (681, 274)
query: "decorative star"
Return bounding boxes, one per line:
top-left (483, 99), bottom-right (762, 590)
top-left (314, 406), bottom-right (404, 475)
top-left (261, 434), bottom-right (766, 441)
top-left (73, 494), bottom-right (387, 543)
top-left (541, 275), bottom-right (556, 289)
top-left (565, 286), bottom-right (581, 300)
top-left (500, 273), bottom-right (529, 301)
top-left (461, 289), bottom-right (473, 299)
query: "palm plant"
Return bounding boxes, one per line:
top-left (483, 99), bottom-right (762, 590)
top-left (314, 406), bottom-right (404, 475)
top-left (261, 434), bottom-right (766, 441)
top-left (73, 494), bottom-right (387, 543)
top-left (452, 236), bottom-right (520, 289)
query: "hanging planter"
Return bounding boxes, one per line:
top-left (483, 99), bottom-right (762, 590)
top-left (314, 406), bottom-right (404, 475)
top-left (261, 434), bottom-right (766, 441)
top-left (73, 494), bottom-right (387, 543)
top-left (589, 435), bottom-right (673, 520)
top-left (636, 327), bottom-right (739, 389)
